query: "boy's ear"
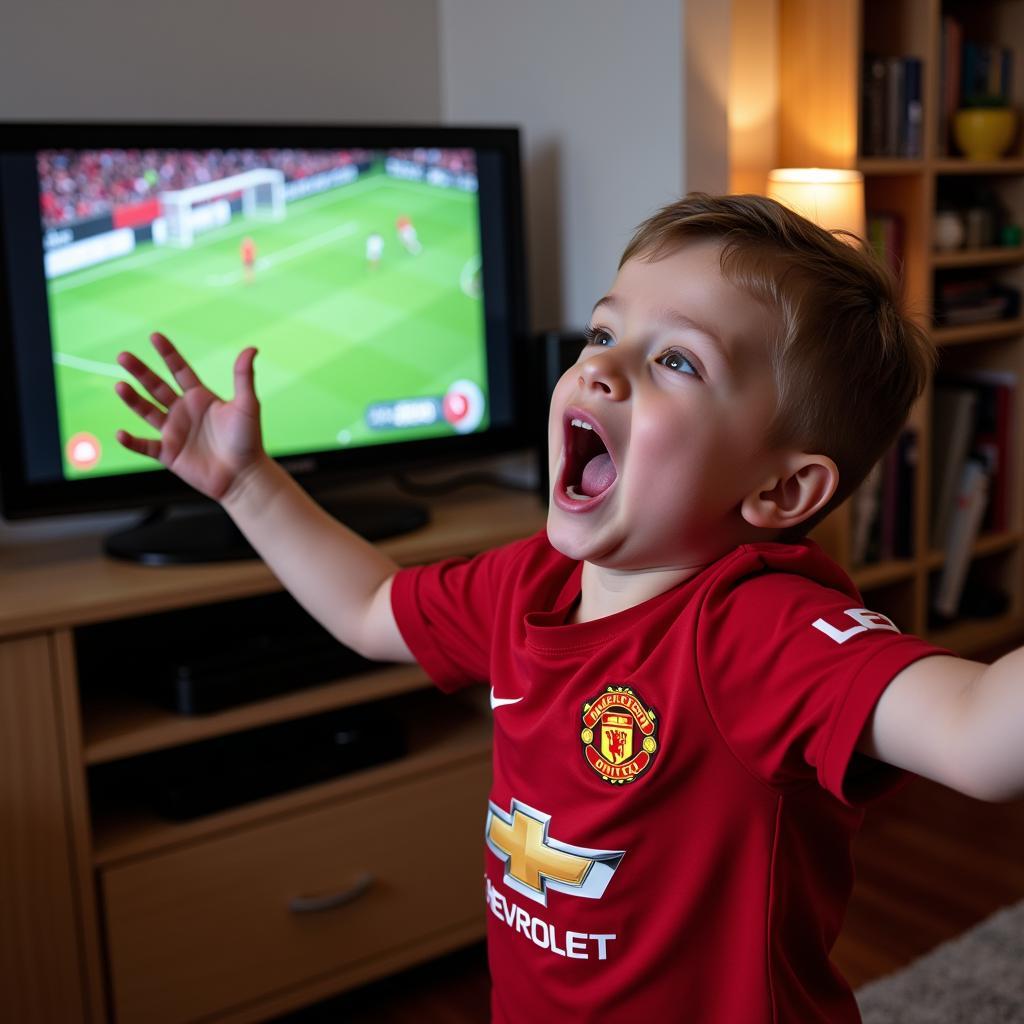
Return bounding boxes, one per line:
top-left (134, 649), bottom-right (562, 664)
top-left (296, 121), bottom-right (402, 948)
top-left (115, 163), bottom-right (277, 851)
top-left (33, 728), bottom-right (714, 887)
top-left (740, 453), bottom-right (839, 531)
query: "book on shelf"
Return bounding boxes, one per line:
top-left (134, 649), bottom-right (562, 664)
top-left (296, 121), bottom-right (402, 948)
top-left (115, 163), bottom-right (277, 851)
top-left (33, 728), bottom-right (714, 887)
top-left (850, 460), bottom-right (884, 567)
top-left (893, 428), bottom-right (917, 559)
top-left (933, 278), bottom-right (1021, 327)
top-left (850, 427), bottom-right (917, 567)
top-left (930, 384), bottom-right (978, 550)
top-left (884, 56), bottom-right (905, 159)
top-left (930, 371), bottom-right (1017, 548)
top-left (950, 369), bottom-right (1016, 534)
top-left (903, 56), bottom-right (923, 160)
top-left (861, 55), bottom-right (923, 158)
top-left (931, 456), bottom-right (991, 620)
top-left (939, 15), bottom-right (963, 155)
top-left (963, 41), bottom-right (1014, 105)
top-left (866, 212), bottom-right (905, 281)
top-left (862, 56), bottom-right (887, 156)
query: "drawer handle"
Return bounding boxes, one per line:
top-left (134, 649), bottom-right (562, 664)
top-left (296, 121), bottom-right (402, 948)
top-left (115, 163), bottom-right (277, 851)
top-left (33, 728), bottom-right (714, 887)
top-left (288, 872), bottom-right (376, 914)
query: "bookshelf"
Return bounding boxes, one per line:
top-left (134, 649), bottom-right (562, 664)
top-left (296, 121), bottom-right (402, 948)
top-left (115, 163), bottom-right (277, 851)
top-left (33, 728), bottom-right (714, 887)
top-left (780, 0), bottom-right (1024, 657)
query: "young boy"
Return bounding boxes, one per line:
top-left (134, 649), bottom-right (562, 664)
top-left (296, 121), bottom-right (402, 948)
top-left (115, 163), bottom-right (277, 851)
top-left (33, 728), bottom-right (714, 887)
top-left (114, 193), bottom-right (1016, 1023)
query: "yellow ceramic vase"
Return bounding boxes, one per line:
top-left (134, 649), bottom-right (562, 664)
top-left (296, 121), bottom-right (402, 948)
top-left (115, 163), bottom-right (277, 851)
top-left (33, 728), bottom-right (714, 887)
top-left (953, 108), bottom-right (1018, 161)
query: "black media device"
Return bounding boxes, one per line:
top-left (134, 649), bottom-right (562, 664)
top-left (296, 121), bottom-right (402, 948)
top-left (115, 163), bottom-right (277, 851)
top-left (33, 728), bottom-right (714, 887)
top-left (75, 591), bottom-right (375, 714)
top-left (0, 121), bottom-right (529, 563)
top-left (92, 705), bottom-right (407, 821)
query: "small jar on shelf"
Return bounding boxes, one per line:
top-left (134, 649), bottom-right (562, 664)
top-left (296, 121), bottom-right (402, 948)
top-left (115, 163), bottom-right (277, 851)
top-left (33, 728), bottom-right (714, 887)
top-left (953, 101), bottom-right (1019, 162)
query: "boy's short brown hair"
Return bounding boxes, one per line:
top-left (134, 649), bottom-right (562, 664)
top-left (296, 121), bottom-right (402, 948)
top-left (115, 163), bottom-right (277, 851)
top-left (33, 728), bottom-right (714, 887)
top-left (620, 192), bottom-right (936, 538)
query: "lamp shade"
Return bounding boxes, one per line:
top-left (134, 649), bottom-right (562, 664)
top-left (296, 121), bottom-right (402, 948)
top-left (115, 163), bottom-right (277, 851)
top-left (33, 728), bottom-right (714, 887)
top-left (766, 168), bottom-right (866, 240)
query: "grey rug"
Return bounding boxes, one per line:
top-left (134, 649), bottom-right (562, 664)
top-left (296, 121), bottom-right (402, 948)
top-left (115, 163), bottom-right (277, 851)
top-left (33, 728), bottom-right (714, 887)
top-left (856, 901), bottom-right (1024, 1023)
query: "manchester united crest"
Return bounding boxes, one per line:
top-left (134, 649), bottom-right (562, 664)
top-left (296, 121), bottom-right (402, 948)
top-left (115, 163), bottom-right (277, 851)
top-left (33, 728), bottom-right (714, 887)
top-left (580, 686), bottom-right (658, 784)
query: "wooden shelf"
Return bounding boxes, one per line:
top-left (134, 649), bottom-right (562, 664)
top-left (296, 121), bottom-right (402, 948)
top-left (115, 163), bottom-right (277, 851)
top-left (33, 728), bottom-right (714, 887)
top-left (90, 696), bottom-right (492, 868)
top-left (971, 528), bottom-right (1023, 558)
top-left (925, 614), bottom-right (1024, 659)
top-left (925, 530), bottom-right (1024, 571)
top-left (850, 559), bottom-right (916, 590)
top-left (857, 158), bottom-right (925, 176)
top-left (931, 246), bottom-right (1024, 269)
top-left (83, 663), bottom-right (432, 765)
top-left (934, 157), bottom-right (1024, 175)
top-left (931, 317), bottom-right (1024, 347)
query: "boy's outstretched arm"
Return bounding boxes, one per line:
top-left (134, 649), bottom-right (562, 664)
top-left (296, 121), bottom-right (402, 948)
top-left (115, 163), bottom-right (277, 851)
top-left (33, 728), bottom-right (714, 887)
top-left (115, 333), bottom-right (414, 665)
top-left (219, 454), bottom-right (414, 664)
top-left (857, 651), bottom-right (1024, 802)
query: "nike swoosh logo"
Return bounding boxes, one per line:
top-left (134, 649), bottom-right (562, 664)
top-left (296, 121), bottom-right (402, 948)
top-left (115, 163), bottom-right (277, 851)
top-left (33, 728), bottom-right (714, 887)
top-left (490, 687), bottom-right (524, 710)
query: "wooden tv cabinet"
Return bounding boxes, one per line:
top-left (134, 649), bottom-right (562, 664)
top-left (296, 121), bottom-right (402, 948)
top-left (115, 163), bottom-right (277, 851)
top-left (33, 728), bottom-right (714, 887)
top-left (0, 487), bottom-right (545, 1024)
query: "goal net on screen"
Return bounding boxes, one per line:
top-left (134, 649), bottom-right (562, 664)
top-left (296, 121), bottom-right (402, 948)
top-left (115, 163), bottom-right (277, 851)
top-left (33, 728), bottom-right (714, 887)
top-left (157, 168), bottom-right (286, 247)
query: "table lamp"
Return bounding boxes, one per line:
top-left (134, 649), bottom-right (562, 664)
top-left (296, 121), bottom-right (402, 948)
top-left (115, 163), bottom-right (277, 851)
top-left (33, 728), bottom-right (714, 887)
top-left (766, 167), bottom-right (866, 240)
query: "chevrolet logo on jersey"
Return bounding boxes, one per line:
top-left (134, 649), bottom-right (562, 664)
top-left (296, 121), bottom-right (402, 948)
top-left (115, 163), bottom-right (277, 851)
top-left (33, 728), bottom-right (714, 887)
top-left (485, 799), bottom-right (625, 906)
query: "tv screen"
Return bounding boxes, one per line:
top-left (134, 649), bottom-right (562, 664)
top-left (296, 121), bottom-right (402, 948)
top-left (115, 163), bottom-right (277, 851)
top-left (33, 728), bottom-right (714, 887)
top-left (0, 123), bottom-right (528, 558)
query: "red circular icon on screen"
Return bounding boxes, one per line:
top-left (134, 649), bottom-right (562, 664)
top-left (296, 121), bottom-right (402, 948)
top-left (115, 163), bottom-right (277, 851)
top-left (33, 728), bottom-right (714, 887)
top-left (443, 391), bottom-right (470, 425)
top-left (442, 380), bottom-right (485, 434)
top-left (67, 432), bottom-right (101, 471)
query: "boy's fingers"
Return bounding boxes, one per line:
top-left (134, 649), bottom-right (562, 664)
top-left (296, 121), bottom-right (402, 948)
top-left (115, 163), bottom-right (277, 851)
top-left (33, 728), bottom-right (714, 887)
top-left (114, 381), bottom-right (168, 430)
top-left (117, 351), bottom-right (178, 409)
top-left (115, 429), bottom-right (161, 460)
top-left (151, 332), bottom-right (203, 392)
top-left (232, 347), bottom-right (258, 411)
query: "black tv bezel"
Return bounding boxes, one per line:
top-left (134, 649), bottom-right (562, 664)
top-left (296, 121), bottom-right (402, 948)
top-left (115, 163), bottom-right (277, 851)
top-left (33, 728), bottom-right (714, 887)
top-left (0, 121), bottom-right (529, 520)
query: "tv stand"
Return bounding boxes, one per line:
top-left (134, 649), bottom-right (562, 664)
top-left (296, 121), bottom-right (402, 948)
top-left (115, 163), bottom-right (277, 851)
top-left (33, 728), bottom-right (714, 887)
top-left (103, 496), bottom-right (430, 565)
top-left (0, 486), bottom-right (545, 1024)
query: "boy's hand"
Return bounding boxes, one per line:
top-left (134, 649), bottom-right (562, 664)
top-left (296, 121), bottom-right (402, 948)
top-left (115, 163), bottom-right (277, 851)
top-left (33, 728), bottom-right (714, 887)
top-left (114, 332), bottom-right (265, 502)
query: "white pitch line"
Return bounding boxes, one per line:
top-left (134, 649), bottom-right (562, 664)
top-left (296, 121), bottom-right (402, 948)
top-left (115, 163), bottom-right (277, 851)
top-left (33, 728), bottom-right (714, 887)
top-left (54, 352), bottom-right (125, 378)
top-left (50, 239), bottom-right (183, 292)
top-left (204, 221), bottom-right (360, 287)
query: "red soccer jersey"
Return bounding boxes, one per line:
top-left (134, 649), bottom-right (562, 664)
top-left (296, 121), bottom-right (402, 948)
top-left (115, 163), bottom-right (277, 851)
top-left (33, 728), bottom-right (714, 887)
top-left (391, 532), bottom-right (950, 1023)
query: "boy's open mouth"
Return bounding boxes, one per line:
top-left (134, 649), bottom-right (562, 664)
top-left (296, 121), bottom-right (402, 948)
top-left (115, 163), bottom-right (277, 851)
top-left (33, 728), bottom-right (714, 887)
top-left (558, 410), bottom-right (618, 503)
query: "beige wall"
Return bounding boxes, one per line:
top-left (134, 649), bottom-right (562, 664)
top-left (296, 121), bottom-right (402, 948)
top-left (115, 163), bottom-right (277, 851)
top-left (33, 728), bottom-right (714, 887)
top-left (0, 0), bottom-right (442, 123)
top-left (439, 0), bottom-right (690, 332)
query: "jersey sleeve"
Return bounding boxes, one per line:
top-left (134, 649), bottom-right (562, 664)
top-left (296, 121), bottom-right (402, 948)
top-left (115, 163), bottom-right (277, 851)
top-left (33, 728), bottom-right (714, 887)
top-left (696, 567), bottom-right (952, 806)
top-left (389, 533), bottom-right (538, 692)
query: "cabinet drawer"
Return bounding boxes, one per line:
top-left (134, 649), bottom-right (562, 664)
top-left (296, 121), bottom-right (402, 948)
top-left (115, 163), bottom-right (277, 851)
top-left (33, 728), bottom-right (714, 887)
top-left (102, 758), bottom-right (490, 1024)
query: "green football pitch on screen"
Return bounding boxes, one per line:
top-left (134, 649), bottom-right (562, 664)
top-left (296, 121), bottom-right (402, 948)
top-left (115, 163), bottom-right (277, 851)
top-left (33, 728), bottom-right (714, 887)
top-left (47, 171), bottom-right (488, 480)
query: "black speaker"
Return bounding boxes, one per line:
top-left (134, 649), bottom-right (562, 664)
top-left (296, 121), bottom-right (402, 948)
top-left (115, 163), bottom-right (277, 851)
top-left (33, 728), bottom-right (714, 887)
top-left (528, 330), bottom-right (586, 500)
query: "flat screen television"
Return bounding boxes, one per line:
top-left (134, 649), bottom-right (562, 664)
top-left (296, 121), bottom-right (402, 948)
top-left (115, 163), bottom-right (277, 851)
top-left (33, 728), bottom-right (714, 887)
top-left (0, 122), bottom-right (528, 562)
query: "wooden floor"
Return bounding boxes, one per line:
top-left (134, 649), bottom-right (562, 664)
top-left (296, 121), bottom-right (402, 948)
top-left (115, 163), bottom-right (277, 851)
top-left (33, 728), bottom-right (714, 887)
top-left (835, 775), bottom-right (1024, 988)
top-left (278, 777), bottom-right (1024, 1021)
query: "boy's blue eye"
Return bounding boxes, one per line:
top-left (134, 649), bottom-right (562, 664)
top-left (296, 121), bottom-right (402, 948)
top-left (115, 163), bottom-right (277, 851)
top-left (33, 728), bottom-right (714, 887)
top-left (658, 349), bottom-right (698, 377)
top-left (582, 325), bottom-right (613, 347)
